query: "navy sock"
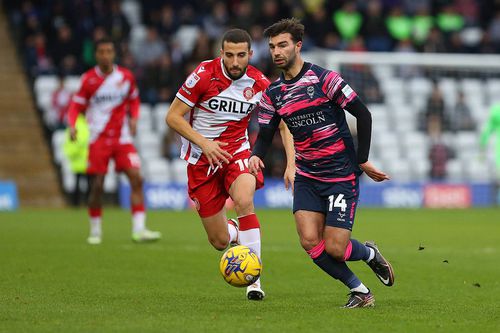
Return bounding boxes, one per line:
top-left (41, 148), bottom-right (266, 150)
top-left (313, 251), bottom-right (361, 289)
top-left (346, 239), bottom-right (371, 261)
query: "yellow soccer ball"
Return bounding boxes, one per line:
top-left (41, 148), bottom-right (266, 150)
top-left (219, 245), bottom-right (262, 287)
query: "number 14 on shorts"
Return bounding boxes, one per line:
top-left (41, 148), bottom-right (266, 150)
top-left (328, 194), bottom-right (347, 212)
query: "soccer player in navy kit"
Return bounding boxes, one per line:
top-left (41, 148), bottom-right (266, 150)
top-left (249, 18), bottom-right (395, 308)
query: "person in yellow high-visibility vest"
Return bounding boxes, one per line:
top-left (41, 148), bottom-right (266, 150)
top-left (63, 114), bottom-right (89, 206)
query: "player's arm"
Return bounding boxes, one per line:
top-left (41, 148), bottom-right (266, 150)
top-left (480, 104), bottom-right (500, 149)
top-left (279, 120), bottom-right (296, 191)
top-left (127, 76), bottom-right (140, 136)
top-left (344, 99), bottom-right (389, 182)
top-left (166, 97), bottom-right (231, 168)
top-left (67, 76), bottom-right (89, 141)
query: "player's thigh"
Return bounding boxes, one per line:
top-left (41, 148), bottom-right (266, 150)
top-left (225, 150), bottom-right (264, 191)
top-left (187, 164), bottom-right (227, 218)
top-left (200, 209), bottom-right (229, 241)
top-left (228, 173), bottom-right (256, 208)
top-left (87, 141), bottom-right (112, 175)
top-left (114, 144), bottom-right (141, 172)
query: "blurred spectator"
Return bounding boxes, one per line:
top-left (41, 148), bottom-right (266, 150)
top-left (50, 25), bottom-right (81, 72)
top-left (333, 1), bottom-right (363, 43)
top-left (303, 8), bottom-right (334, 48)
top-left (230, 0), bottom-right (254, 31)
top-left (50, 75), bottom-right (72, 129)
top-left (82, 26), bottom-right (107, 68)
top-left (419, 80), bottom-right (450, 132)
top-left (131, 26), bottom-right (166, 66)
top-left (436, 4), bottom-right (465, 34)
top-left (488, 10), bottom-right (500, 52)
top-left (361, 0), bottom-right (392, 51)
top-left (25, 32), bottom-right (54, 76)
top-left (480, 103), bottom-right (500, 174)
top-left (451, 90), bottom-right (475, 132)
top-left (63, 114), bottom-right (89, 206)
top-left (422, 27), bottom-right (447, 52)
top-left (106, 0), bottom-right (131, 43)
top-left (157, 5), bottom-right (180, 40)
top-left (203, 1), bottom-right (229, 40)
top-left (412, 5), bottom-right (434, 46)
top-left (386, 6), bottom-right (412, 42)
top-left (428, 114), bottom-right (454, 180)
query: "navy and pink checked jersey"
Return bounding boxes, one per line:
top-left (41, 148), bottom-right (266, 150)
top-left (257, 62), bottom-right (362, 182)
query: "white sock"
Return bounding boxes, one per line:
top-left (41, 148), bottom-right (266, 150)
top-left (132, 211), bottom-right (146, 233)
top-left (365, 248), bottom-right (376, 263)
top-left (227, 222), bottom-right (238, 244)
top-left (351, 283), bottom-right (369, 294)
top-left (239, 228), bottom-right (261, 288)
top-left (90, 217), bottom-right (102, 237)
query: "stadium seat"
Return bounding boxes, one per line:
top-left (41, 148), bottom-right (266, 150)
top-left (171, 159), bottom-right (188, 183)
top-left (446, 159), bottom-right (464, 181)
top-left (411, 159), bottom-right (430, 180)
top-left (51, 130), bottom-right (66, 164)
top-left (121, 0), bottom-right (142, 26)
top-left (153, 103), bottom-right (170, 133)
top-left (34, 76), bottom-right (58, 96)
top-left (144, 158), bottom-right (172, 182)
top-left (63, 76), bottom-right (81, 92)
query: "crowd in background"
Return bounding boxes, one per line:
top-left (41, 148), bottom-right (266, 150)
top-left (2, 0), bottom-right (499, 179)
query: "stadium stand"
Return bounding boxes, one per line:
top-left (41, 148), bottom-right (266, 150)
top-left (0, 10), bottom-right (64, 206)
top-left (3, 0), bottom-right (500, 200)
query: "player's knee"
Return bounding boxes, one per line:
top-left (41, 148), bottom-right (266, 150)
top-left (208, 235), bottom-right (229, 251)
top-left (129, 175), bottom-right (143, 189)
top-left (232, 196), bottom-right (253, 213)
top-left (299, 236), bottom-right (322, 251)
top-left (325, 242), bottom-right (345, 262)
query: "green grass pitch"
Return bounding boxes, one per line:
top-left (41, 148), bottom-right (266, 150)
top-left (1, 208), bottom-right (499, 332)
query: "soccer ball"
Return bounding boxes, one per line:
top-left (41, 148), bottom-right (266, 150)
top-left (219, 245), bottom-right (262, 287)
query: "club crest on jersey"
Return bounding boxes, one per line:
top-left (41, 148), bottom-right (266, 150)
top-left (307, 86), bottom-right (315, 98)
top-left (243, 87), bottom-right (254, 100)
top-left (185, 73), bottom-right (200, 88)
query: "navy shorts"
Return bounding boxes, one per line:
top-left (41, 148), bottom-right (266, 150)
top-left (293, 174), bottom-right (359, 231)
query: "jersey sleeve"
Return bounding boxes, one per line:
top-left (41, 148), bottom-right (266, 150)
top-left (175, 62), bottom-right (210, 107)
top-left (257, 88), bottom-right (281, 130)
top-left (127, 73), bottom-right (140, 119)
top-left (67, 74), bottom-right (90, 128)
top-left (322, 70), bottom-right (358, 109)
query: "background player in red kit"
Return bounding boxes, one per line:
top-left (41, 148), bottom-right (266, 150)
top-left (68, 38), bottom-right (161, 245)
top-left (166, 29), bottom-right (292, 300)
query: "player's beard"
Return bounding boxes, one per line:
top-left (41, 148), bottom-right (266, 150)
top-left (223, 62), bottom-right (246, 80)
top-left (275, 52), bottom-right (296, 71)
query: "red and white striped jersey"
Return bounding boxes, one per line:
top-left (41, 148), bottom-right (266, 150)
top-left (175, 57), bottom-right (270, 165)
top-left (68, 65), bottom-right (140, 144)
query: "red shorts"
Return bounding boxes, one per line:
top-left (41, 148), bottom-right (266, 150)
top-left (87, 141), bottom-right (141, 175)
top-left (187, 150), bottom-right (264, 218)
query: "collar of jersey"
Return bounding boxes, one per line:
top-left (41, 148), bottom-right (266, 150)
top-left (95, 64), bottom-right (117, 78)
top-left (280, 62), bottom-right (311, 84)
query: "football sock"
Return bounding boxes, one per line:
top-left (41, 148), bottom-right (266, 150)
top-left (237, 214), bottom-right (261, 257)
top-left (351, 283), bottom-right (370, 294)
top-left (307, 240), bottom-right (362, 289)
top-left (131, 204), bottom-right (146, 233)
top-left (227, 219), bottom-right (238, 244)
top-left (345, 239), bottom-right (372, 261)
top-left (88, 207), bottom-right (102, 237)
top-left (238, 214), bottom-right (262, 287)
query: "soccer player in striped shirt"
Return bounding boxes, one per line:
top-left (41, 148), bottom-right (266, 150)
top-left (249, 18), bottom-right (395, 308)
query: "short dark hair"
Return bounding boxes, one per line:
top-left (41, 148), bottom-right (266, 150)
top-left (221, 29), bottom-right (252, 49)
top-left (95, 37), bottom-right (114, 50)
top-left (263, 18), bottom-right (304, 43)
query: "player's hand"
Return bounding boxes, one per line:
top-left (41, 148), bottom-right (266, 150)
top-left (283, 164), bottom-right (295, 192)
top-left (200, 139), bottom-right (232, 169)
top-left (129, 118), bottom-right (138, 136)
top-left (248, 155), bottom-right (265, 176)
top-left (69, 127), bottom-right (77, 141)
top-left (359, 160), bottom-right (390, 182)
